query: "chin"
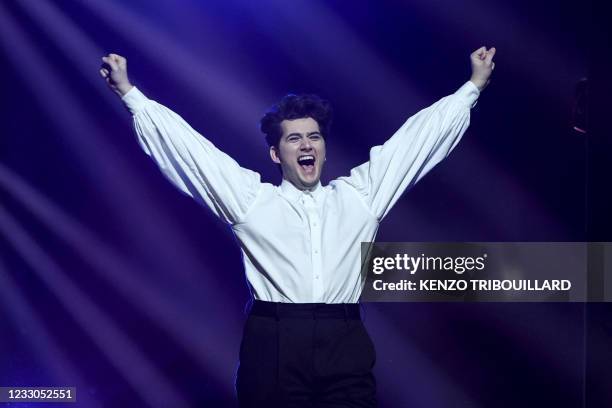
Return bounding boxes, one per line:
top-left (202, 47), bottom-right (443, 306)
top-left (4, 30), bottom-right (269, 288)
top-left (296, 178), bottom-right (316, 189)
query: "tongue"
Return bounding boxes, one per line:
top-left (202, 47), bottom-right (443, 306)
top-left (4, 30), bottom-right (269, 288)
top-left (300, 164), bottom-right (315, 174)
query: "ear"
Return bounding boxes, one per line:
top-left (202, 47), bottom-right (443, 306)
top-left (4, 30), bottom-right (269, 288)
top-left (270, 145), bottom-right (281, 164)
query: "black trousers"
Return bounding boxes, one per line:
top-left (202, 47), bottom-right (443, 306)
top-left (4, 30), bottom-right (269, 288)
top-left (236, 301), bottom-right (377, 408)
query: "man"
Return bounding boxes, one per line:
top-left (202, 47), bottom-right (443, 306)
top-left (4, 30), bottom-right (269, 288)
top-left (100, 46), bottom-right (496, 407)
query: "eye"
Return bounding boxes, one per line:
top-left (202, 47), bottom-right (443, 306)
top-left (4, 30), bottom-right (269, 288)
top-left (287, 135), bottom-right (300, 142)
top-left (309, 134), bottom-right (322, 140)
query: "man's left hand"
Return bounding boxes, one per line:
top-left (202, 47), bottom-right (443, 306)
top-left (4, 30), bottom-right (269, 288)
top-left (469, 46), bottom-right (496, 92)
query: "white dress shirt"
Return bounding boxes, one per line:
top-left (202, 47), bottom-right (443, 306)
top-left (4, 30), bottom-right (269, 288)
top-left (122, 81), bottom-right (479, 303)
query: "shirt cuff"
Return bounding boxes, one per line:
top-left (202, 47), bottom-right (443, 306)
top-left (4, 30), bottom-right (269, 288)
top-left (454, 80), bottom-right (480, 108)
top-left (121, 86), bottom-right (149, 115)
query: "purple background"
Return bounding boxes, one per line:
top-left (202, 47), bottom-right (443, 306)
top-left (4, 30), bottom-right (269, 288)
top-left (0, 0), bottom-right (609, 407)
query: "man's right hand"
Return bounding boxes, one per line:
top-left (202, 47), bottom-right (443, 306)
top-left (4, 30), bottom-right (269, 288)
top-left (100, 53), bottom-right (133, 97)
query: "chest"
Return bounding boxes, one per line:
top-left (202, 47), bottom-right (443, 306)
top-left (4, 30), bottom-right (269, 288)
top-left (236, 188), bottom-right (375, 244)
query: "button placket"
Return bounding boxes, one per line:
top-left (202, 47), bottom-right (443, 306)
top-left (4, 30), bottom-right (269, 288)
top-left (303, 193), bottom-right (323, 302)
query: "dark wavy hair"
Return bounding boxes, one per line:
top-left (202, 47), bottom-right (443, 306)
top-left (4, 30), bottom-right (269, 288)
top-left (260, 94), bottom-right (333, 147)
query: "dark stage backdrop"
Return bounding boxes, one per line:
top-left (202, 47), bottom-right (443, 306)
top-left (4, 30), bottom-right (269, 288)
top-left (0, 0), bottom-right (609, 407)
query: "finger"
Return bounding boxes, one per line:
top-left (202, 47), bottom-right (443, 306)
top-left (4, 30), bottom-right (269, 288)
top-left (472, 46), bottom-right (486, 58)
top-left (472, 46), bottom-right (486, 54)
top-left (99, 68), bottom-right (106, 78)
top-left (109, 53), bottom-right (127, 67)
top-left (484, 47), bottom-right (496, 64)
top-left (109, 53), bottom-right (121, 63)
top-left (100, 61), bottom-right (114, 72)
top-left (491, 62), bottom-right (495, 70)
top-left (102, 56), bottom-right (119, 71)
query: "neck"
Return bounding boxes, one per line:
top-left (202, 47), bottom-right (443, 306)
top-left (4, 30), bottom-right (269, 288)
top-left (283, 177), bottom-right (319, 192)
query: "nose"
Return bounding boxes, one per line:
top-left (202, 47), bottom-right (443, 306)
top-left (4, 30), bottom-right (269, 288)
top-left (300, 138), bottom-right (313, 151)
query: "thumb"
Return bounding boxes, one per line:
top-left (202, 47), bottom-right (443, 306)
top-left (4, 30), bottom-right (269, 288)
top-left (110, 53), bottom-right (127, 69)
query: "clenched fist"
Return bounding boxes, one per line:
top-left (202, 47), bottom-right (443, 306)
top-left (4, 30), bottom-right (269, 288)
top-left (469, 46), bottom-right (496, 92)
top-left (100, 53), bottom-right (133, 97)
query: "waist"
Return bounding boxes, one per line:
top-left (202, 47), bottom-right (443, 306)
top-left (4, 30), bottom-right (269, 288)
top-left (250, 300), bottom-right (361, 320)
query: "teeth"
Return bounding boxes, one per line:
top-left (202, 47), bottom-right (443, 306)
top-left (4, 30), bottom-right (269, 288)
top-left (298, 155), bottom-right (315, 164)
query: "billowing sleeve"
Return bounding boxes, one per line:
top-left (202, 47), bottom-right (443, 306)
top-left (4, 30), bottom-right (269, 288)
top-left (337, 81), bottom-right (480, 221)
top-left (122, 87), bottom-right (262, 224)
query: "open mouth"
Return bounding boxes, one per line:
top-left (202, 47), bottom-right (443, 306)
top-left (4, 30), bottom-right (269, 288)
top-left (297, 155), bottom-right (316, 175)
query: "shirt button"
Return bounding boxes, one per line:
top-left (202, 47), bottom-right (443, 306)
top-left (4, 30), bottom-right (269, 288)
top-left (313, 222), bottom-right (317, 227)
top-left (315, 275), bottom-right (320, 279)
top-left (314, 249), bottom-right (319, 254)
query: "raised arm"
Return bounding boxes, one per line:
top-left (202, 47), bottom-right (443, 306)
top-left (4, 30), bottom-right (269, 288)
top-left (100, 53), bottom-right (261, 224)
top-left (337, 47), bottom-right (496, 221)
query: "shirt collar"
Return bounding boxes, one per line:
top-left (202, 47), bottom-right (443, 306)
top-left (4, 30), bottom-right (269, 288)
top-left (280, 179), bottom-right (324, 203)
